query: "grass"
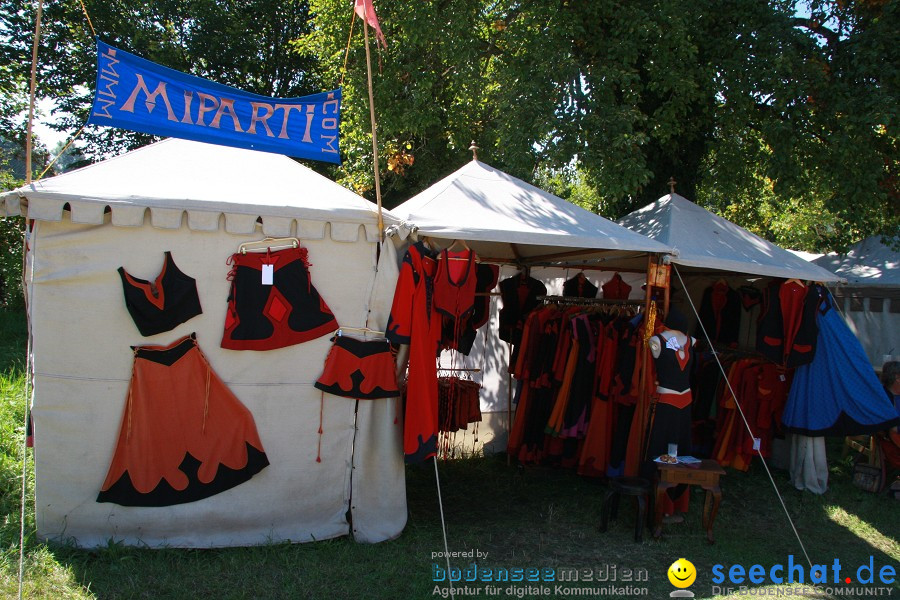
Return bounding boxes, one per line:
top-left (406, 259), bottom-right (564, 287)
top-left (0, 307), bottom-right (897, 599)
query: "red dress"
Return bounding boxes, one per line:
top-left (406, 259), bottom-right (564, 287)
top-left (386, 242), bottom-right (441, 462)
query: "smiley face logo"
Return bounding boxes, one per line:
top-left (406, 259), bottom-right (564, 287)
top-left (668, 558), bottom-right (696, 588)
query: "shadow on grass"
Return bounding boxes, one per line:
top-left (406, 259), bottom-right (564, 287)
top-left (29, 444), bottom-right (900, 600)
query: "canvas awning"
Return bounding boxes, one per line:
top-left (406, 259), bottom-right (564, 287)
top-left (617, 193), bottom-right (841, 282)
top-left (393, 160), bottom-right (673, 266)
top-left (813, 235), bottom-right (899, 288)
top-left (1, 138), bottom-right (397, 242)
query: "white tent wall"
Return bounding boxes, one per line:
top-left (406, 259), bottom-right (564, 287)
top-left (828, 291), bottom-right (900, 367)
top-left (26, 214), bottom-right (405, 548)
top-left (437, 265), bottom-right (648, 456)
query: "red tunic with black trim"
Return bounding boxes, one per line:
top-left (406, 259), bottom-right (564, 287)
top-left (386, 242), bottom-right (441, 463)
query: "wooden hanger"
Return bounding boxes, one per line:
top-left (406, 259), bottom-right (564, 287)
top-left (239, 236), bottom-right (300, 254)
top-left (784, 278), bottom-right (804, 287)
top-left (447, 238), bottom-right (470, 252)
top-left (441, 239), bottom-right (477, 262)
top-left (337, 326), bottom-right (386, 340)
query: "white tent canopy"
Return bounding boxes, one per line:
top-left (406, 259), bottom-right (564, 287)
top-left (393, 160), bottom-right (673, 265)
top-left (1, 138), bottom-right (405, 548)
top-left (1, 137), bottom-right (399, 239)
top-left (617, 193), bottom-right (841, 282)
top-left (813, 235), bottom-right (899, 287)
top-left (813, 236), bottom-right (899, 366)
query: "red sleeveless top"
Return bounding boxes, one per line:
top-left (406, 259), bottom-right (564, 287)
top-left (432, 249), bottom-right (477, 319)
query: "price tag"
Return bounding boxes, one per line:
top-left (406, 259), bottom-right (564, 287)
top-left (261, 264), bottom-right (274, 285)
top-left (665, 336), bottom-right (682, 351)
top-left (779, 374), bottom-right (786, 382)
top-left (753, 437), bottom-right (761, 451)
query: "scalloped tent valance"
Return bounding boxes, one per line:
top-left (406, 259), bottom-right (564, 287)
top-left (0, 138), bottom-right (397, 243)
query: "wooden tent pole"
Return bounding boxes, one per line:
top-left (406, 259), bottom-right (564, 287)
top-left (25, 0), bottom-right (43, 185)
top-left (361, 10), bottom-right (385, 241)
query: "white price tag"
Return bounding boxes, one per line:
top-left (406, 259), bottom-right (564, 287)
top-left (261, 264), bottom-right (274, 285)
top-left (753, 437), bottom-right (761, 451)
top-left (665, 336), bottom-right (682, 351)
top-left (779, 374), bottom-right (786, 382)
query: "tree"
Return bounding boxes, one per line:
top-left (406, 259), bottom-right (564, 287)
top-left (307, 0), bottom-right (897, 249)
top-left (0, 0), bottom-right (323, 159)
top-left (2, 1), bottom-right (896, 250)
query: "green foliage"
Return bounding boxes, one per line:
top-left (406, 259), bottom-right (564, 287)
top-left (306, 0), bottom-right (898, 248)
top-left (0, 1), bottom-right (896, 250)
top-left (0, 217), bottom-right (24, 310)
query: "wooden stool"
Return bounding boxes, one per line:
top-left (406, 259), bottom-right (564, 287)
top-left (599, 477), bottom-right (651, 542)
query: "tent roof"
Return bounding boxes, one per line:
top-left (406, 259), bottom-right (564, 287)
top-left (393, 160), bottom-right (672, 264)
top-left (813, 236), bottom-right (899, 287)
top-left (617, 193), bottom-right (841, 282)
top-left (0, 138), bottom-right (396, 241)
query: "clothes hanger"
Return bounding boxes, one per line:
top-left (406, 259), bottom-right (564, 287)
top-left (238, 236), bottom-right (300, 254)
top-left (784, 278), bottom-right (804, 287)
top-left (447, 238), bottom-right (470, 252)
top-left (440, 240), bottom-right (476, 261)
top-left (336, 325), bottom-right (386, 339)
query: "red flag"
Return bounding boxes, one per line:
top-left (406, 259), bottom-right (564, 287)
top-left (354, 0), bottom-right (387, 49)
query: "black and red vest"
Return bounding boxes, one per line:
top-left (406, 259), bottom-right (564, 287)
top-left (119, 251), bottom-right (202, 337)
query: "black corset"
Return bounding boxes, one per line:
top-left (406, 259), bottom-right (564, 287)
top-left (119, 251), bottom-right (202, 336)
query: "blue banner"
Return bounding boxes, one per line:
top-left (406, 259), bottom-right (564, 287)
top-left (87, 40), bottom-right (341, 164)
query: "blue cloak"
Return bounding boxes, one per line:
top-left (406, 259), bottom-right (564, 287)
top-left (783, 288), bottom-right (899, 436)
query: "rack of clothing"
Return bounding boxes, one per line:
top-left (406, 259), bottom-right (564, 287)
top-left (506, 298), bottom-right (647, 476)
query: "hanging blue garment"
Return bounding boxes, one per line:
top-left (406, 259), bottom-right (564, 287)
top-left (783, 287), bottom-right (899, 436)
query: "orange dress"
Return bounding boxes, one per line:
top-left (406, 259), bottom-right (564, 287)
top-left (98, 334), bottom-right (268, 506)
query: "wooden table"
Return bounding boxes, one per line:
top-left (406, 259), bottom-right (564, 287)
top-left (653, 459), bottom-right (726, 544)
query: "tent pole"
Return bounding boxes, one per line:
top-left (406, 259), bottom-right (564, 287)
top-left (506, 346), bottom-right (512, 466)
top-left (361, 12), bottom-right (385, 242)
top-left (25, 0), bottom-right (43, 185)
top-left (633, 254), bottom-right (655, 474)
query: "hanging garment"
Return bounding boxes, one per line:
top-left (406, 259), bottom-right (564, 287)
top-left (783, 289), bottom-right (899, 436)
top-left (119, 251), bottom-right (202, 337)
top-left (601, 273), bottom-right (632, 300)
top-left (695, 280), bottom-right (741, 347)
top-left (737, 286), bottom-right (762, 350)
top-left (98, 334), bottom-right (269, 507)
top-left (386, 241), bottom-right (441, 462)
top-left (562, 273), bottom-right (598, 299)
top-left (451, 263), bottom-right (500, 355)
top-left (498, 273), bottom-right (547, 346)
top-left (757, 280), bottom-right (819, 367)
top-left (789, 434), bottom-right (828, 494)
top-left (437, 377), bottom-right (482, 433)
top-left (314, 336), bottom-right (399, 399)
top-left (433, 249), bottom-right (478, 320)
top-left (221, 247), bottom-right (338, 351)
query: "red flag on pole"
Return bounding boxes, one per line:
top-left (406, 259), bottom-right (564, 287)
top-left (354, 0), bottom-right (387, 49)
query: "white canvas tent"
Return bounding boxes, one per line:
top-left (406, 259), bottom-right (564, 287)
top-left (396, 160), bottom-right (672, 266)
top-left (813, 236), bottom-right (900, 366)
top-left (0, 138), bottom-right (406, 547)
top-left (392, 159), bottom-right (673, 451)
top-left (617, 192), bottom-right (845, 492)
top-left (617, 192), bottom-right (841, 282)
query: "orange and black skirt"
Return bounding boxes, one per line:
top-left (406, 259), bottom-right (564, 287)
top-left (314, 336), bottom-right (399, 399)
top-left (98, 334), bottom-right (269, 507)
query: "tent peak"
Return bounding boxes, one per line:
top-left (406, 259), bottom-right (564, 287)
top-left (468, 141), bottom-right (480, 161)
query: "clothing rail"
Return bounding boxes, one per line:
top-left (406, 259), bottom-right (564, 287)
top-left (539, 295), bottom-right (644, 307)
